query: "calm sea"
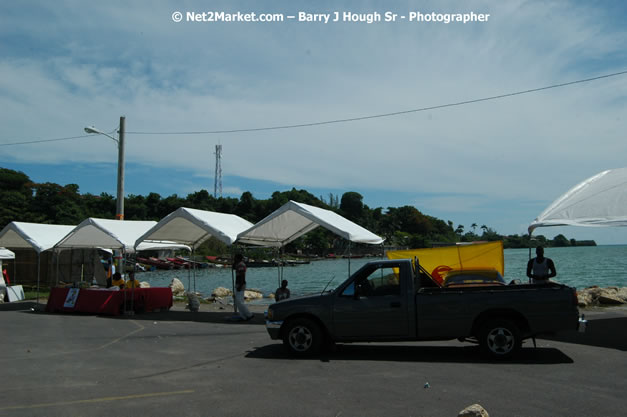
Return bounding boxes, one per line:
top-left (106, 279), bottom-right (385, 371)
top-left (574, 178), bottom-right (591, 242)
top-left (138, 245), bottom-right (627, 304)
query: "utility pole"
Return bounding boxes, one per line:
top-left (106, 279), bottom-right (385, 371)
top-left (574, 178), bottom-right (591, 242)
top-left (214, 144), bottom-right (222, 198)
top-left (116, 116), bottom-right (125, 220)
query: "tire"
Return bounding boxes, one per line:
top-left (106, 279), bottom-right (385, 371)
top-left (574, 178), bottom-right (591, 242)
top-left (282, 318), bottom-right (322, 356)
top-left (478, 319), bottom-right (522, 359)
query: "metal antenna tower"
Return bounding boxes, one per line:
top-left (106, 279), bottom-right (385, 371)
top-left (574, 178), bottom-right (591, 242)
top-left (214, 144), bottom-right (222, 198)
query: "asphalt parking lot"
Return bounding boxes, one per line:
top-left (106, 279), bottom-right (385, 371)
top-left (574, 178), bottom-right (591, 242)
top-left (1, 302), bottom-right (626, 417)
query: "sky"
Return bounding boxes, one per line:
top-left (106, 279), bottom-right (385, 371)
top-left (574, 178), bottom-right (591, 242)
top-left (1, 1), bottom-right (627, 244)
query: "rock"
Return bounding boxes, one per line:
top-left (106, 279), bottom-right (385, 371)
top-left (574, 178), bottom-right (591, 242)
top-left (244, 289), bottom-right (263, 300)
top-left (139, 281), bottom-right (151, 288)
top-left (169, 277), bottom-right (185, 296)
top-left (577, 287), bottom-right (627, 306)
top-left (268, 293), bottom-right (276, 299)
top-left (212, 287), bottom-right (232, 297)
top-left (597, 290), bottom-right (624, 305)
top-left (577, 290), bottom-right (593, 307)
top-left (458, 404), bottom-right (489, 417)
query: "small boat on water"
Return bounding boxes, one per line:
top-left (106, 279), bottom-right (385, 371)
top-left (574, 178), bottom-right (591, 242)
top-left (283, 259), bottom-right (311, 266)
top-left (167, 257), bottom-right (191, 269)
top-left (176, 256), bottom-right (209, 269)
top-left (137, 256), bottom-right (175, 270)
top-left (206, 256), bottom-right (231, 267)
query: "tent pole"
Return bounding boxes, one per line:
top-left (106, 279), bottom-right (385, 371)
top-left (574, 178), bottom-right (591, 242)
top-left (277, 247), bottom-right (281, 288)
top-left (528, 231), bottom-right (533, 284)
top-left (192, 248), bottom-right (196, 293)
top-left (187, 252), bottom-right (191, 293)
top-left (55, 249), bottom-right (59, 287)
top-left (128, 251), bottom-right (135, 315)
top-left (122, 249), bottom-right (128, 315)
top-left (231, 250), bottom-right (237, 313)
top-left (348, 241), bottom-right (351, 277)
top-left (36, 252), bottom-right (41, 309)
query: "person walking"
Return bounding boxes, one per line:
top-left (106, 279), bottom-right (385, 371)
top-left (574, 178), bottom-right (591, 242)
top-left (233, 254), bottom-right (254, 320)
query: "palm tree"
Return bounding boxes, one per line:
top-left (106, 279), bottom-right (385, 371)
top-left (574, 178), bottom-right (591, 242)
top-left (455, 224), bottom-right (465, 235)
top-left (471, 223), bottom-right (478, 233)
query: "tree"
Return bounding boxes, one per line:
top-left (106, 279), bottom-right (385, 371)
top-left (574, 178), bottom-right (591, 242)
top-left (553, 234), bottom-right (571, 247)
top-left (0, 168), bottom-right (33, 228)
top-left (30, 182), bottom-right (85, 224)
top-left (235, 191), bottom-right (256, 221)
top-left (340, 192), bottom-right (364, 222)
top-left (471, 223), bottom-right (478, 233)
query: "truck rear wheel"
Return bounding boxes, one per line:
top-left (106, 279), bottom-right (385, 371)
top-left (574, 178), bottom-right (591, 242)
top-left (283, 318), bottom-right (322, 356)
top-left (478, 319), bottom-right (521, 359)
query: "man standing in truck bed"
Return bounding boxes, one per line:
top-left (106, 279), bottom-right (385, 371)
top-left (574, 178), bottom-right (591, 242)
top-left (526, 246), bottom-right (557, 284)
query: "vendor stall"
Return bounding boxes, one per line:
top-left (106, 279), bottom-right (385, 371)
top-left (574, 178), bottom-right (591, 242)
top-left (46, 287), bottom-right (173, 315)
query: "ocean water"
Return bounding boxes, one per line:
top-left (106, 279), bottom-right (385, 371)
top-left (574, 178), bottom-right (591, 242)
top-left (137, 246), bottom-right (627, 304)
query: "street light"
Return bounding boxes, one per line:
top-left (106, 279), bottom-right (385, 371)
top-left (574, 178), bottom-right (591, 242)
top-left (84, 116), bottom-right (126, 220)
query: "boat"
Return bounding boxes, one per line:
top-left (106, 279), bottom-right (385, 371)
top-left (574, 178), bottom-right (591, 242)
top-left (167, 257), bottom-right (191, 269)
top-left (137, 256), bottom-right (175, 270)
top-left (176, 256), bottom-right (209, 269)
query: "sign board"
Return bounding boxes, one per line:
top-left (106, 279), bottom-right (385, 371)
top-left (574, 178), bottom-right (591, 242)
top-left (63, 288), bottom-right (80, 308)
top-left (7, 285), bottom-right (25, 302)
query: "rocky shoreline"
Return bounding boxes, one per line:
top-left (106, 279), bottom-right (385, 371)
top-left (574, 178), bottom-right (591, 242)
top-left (576, 286), bottom-right (627, 307)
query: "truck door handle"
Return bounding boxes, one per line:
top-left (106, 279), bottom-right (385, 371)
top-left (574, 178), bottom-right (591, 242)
top-left (390, 302), bottom-right (401, 308)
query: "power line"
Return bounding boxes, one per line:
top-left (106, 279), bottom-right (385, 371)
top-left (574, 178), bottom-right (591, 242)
top-left (0, 134), bottom-right (93, 147)
top-left (1, 69), bottom-right (626, 146)
top-left (127, 69), bottom-right (627, 135)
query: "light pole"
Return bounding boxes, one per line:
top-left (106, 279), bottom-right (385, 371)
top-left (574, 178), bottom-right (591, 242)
top-left (84, 116), bottom-right (126, 220)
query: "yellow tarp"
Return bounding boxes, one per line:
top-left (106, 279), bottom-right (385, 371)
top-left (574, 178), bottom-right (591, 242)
top-left (386, 241), bottom-right (504, 285)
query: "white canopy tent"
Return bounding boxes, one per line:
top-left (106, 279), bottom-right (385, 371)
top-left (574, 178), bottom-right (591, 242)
top-left (134, 207), bottom-right (254, 248)
top-left (134, 207), bottom-right (254, 296)
top-left (0, 222), bottom-right (76, 253)
top-left (54, 218), bottom-right (192, 314)
top-left (237, 200), bottom-right (385, 283)
top-left (0, 222), bottom-right (77, 305)
top-left (55, 218), bottom-right (189, 252)
top-left (0, 247), bottom-right (15, 260)
top-left (529, 168), bottom-right (627, 234)
top-left (0, 247), bottom-right (15, 302)
top-left (237, 200), bottom-right (384, 247)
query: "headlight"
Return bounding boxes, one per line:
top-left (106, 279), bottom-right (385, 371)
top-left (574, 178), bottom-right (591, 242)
top-left (266, 308), bottom-right (274, 320)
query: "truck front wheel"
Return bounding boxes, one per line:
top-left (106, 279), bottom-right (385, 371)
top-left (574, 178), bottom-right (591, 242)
top-left (283, 318), bottom-right (322, 356)
top-left (478, 319), bottom-right (521, 359)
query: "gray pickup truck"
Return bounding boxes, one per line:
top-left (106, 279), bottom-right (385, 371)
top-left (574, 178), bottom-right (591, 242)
top-left (266, 259), bottom-right (584, 358)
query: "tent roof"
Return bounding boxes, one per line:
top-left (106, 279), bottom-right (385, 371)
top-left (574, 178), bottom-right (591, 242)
top-left (529, 168), bottom-right (627, 233)
top-left (55, 218), bottom-right (189, 253)
top-left (135, 207), bottom-right (255, 248)
top-left (0, 247), bottom-right (15, 259)
top-left (0, 222), bottom-right (76, 253)
top-left (237, 200), bottom-right (384, 247)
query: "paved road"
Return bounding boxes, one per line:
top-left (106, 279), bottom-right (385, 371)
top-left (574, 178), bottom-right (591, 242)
top-left (0, 302), bottom-right (625, 417)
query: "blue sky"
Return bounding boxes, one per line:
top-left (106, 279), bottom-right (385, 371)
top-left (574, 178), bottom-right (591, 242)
top-left (1, 1), bottom-right (627, 243)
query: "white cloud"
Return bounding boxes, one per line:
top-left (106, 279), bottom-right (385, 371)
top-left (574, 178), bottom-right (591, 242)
top-left (1, 0), bottom-right (626, 240)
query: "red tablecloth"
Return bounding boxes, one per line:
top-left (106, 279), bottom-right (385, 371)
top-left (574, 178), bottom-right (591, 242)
top-left (46, 287), bottom-right (173, 315)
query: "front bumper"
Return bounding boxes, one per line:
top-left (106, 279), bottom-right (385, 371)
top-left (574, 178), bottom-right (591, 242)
top-left (266, 320), bottom-right (283, 340)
